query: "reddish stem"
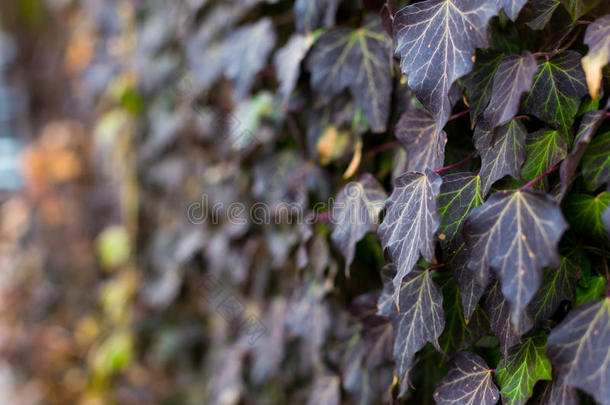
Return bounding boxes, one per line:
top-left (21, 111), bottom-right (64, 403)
top-left (519, 165), bottom-right (559, 191)
top-left (369, 141), bottom-right (400, 155)
top-left (448, 109), bottom-right (470, 121)
top-left (435, 151), bottom-right (477, 174)
top-left (514, 115), bottom-right (530, 120)
top-left (426, 263), bottom-right (446, 272)
top-left (532, 49), bottom-right (562, 58)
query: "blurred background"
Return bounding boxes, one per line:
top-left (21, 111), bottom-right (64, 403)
top-left (0, 0), bottom-right (396, 404)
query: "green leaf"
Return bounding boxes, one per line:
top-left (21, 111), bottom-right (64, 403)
top-left (474, 118), bottom-right (527, 196)
top-left (574, 274), bottom-right (606, 306)
top-left (438, 274), bottom-right (490, 355)
top-left (331, 174), bottom-right (387, 274)
top-left (393, 0), bottom-right (498, 128)
top-left (582, 15), bottom-right (610, 99)
top-left (559, 109), bottom-right (606, 199)
top-left (530, 257), bottom-right (581, 325)
top-left (463, 50), bottom-right (504, 128)
top-left (463, 190), bottom-right (568, 326)
top-left (434, 352), bottom-right (500, 405)
top-left (560, 0), bottom-right (600, 23)
top-left (581, 131), bottom-right (610, 191)
top-left (437, 173), bottom-right (486, 319)
top-left (308, 16), bottom-right (392, 132)
top-left (526, 0), bottom-right (561, 30)
top-left (482, 52), bottom-right (538, 130)
top-left (438, 173), bottom-right (484, 246)
top-left (395, 103), bottom-right (447, 172)
top-left (524, 51), bottom-right (589, 135)
top-left (521, 129), bottom-right (568, 189)
top-left (495, 334), bottom-right (552, 405)
top-left (547, 298), bottom-right (610, 405)
top-left (564, 192), bottom-right (610, 242)
top-left (378, 170), bottom-right (442, 305)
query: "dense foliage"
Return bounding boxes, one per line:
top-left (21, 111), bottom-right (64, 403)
top-left (2, 0), bottom-right (610, 404)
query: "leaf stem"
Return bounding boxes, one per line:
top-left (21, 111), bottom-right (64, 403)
top-left (448, 109), bottom-right (470, 121)
top-left (426, 263), bottom-right (445, 271)
top-left (532, 49), bottom-right (562, 58)
top-left (369, 141), bottom-right (400, 155)
top-left (434, 151), bottom-right (477, 174)
top-left (518, 165), bottom-right (559, 191)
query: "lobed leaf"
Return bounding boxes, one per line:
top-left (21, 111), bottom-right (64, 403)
top-left (390, 267), bottom-right (445, 394)
top-left (395, 104), bottom-right (447, 172)
top-left (434, 351), bottom-right (500, 405)
top-left (308, 16), bottom-right (392, 132)
top-left (474, 118), bottom-right (527, 196)
top-left (523, 51), bottom-right (588, 135)
top-left (463, 190), bottom-right (568, 326)
top-left (378, 170), bottom-right (442, 305)
top-left (393, 0), bottom-right (497, 129)
top-left (547, 298), bottom-right (610, 405)
top-left (482, 52), bottom-right (538, 130)
top-left (331, 174), bottom-right (387, 274)
top-left (495, 334), bottom-right (552, 405)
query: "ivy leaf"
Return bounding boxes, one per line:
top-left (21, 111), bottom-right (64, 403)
top-left (581, 131), bottom-right (610, 191)
top-left (294, 0), bottom-right (339, 33)
top-left (482, 52), bottom-right (538, 130)
top-left (536, 373), bottom-right (579, 405)
top-left (223, 18), bottom-right (277, 100)
top-left (496, 0), bottom-right (528, 21)
top-left (390, 267), bottom-right (445, 392)
top-left (530, 257), bottom-right (581, 326)
top-left (438, 274), bottom-right (490, 355)
top-left (463, 190), bottom-right (568, 326)
top-left (483, 282), bottom-right (534, 356)
top-left (274, 34), bottom-right (312, 104)
top-left (547, 298), bottom-right (610, 405)
top-left (438, 173), bottom-right (484, 247)
top-left (474, 118), bottom-right (527, 196)
top-left (526, 0), bottom-right (561, 30)
top-left (559, 109), bottom-right (606, 199)
top-left (437, 173), bottom-right (486, 319)
top-left (378, 170), bottom-right (442, 304)
top-left (564, 192), bottom-right (610, 242)
top-left (524, 51), bottom-right (588, 135)
top-left (331, 174), bottom-right (387, 274)
top-left (462, 51), bottom-right (504, 128)
top-left (521, 129), bottom-right (568, 189)
top-left (582, 15), bottom-right (610, 100)
top-left (393, 0), bottom-right (497, 129)
top-left (561, 0), bottom-right (601, 23)
top-left (495, 334), bottom-right (552, 405)
top-left (433, 352), bottom-right (500, 405)
top-left (395, 104), bottom-right (448, 172)
top-left (308, 16), bottom-right (392, 132)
